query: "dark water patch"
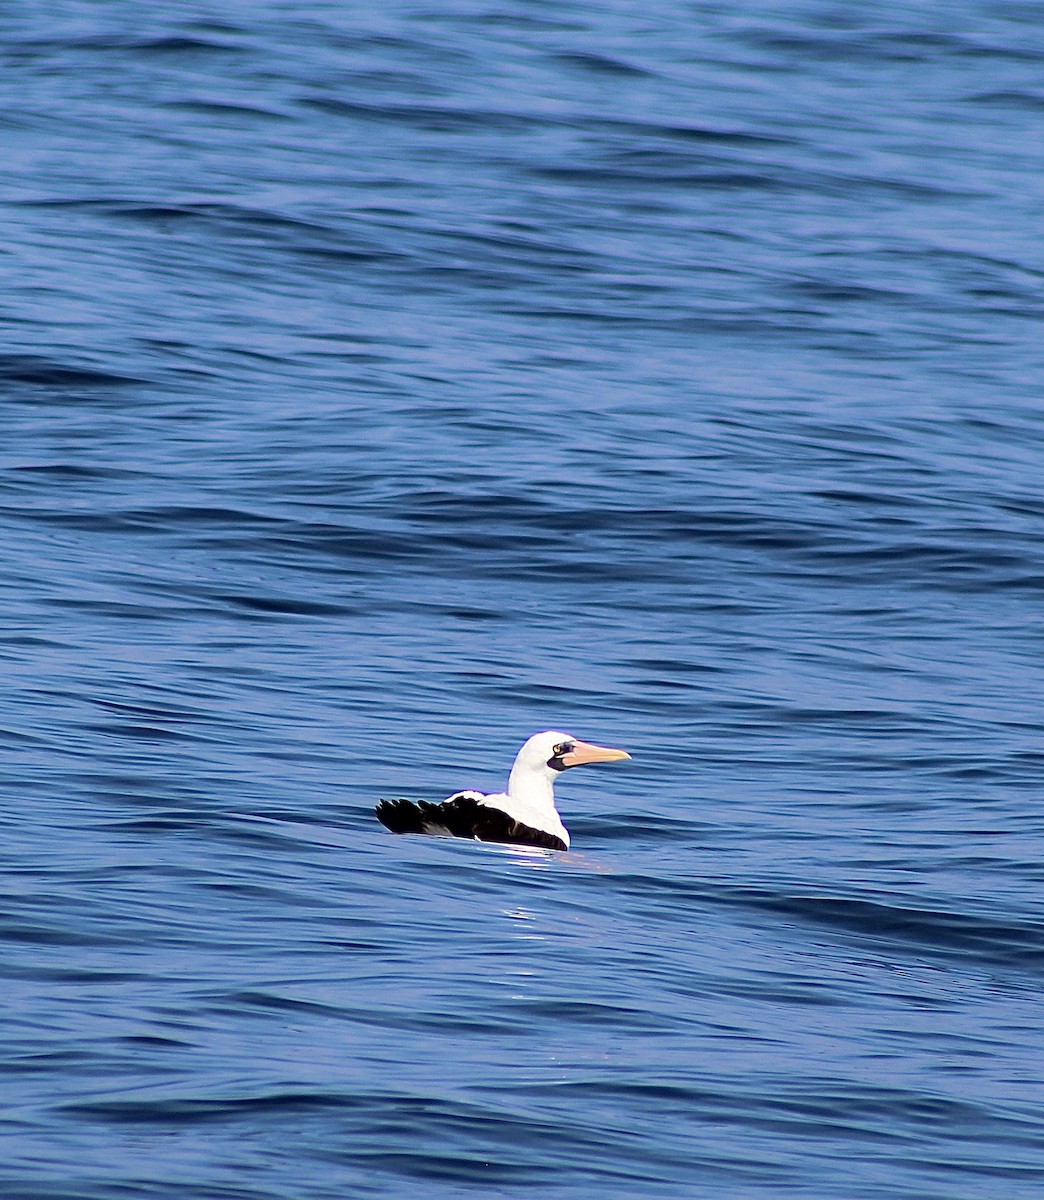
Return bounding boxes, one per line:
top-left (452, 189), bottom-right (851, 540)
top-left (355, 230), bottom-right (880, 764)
top-left (202, 990), bottom-right (512, 1038)
top-left (125, 36), bottom-right (247, 58)
top-left (0, 355), bottom-right (145, 389)
top-left (5, 463), bottom-right (149, 486)
top-left (784, 279), bottom-right (914, 305)
top-left (116, 1034), bottom-right (194, 1049)
top-left (3, 966), bottom-right (144, 986)
top-left (7, 33), bottom-right (247, 58)
top-left (599, 115), bottom-right (798, 147)
top-left (550, 51), bottom-right (653, 78)
top-left (298, 95), bottom-right (542, 136)
top-left (504, 997), bottom-right (680, 1030)
top-left (531, 162), bottom-right (796, 192)
top-left (206, 990), bottom-right (354, 1020)
top-left (81, 721), bottom-right (217, 744)
top-left (74, 814), bottom-right (199, 837)
top-left (758, 894), bottom-right (1044, 968)
top-left (89, 697), bottom-right (212, 725)
top-left (722, 890), bottom-right (1044, 972)
top-left (39, 597), bottom-right (186, 622)
top-left (91, 201), bottom-right (365, 252)
top-left (970, 88), bottom-right (1044, 109)
top-left (339, 1150), bottom-right (548, 1187)
top-left (64, 1091), bottom-right (360, 1125)
top-left (0, 920), bottom-right (134, 949)
top-left (210, 592), bottom-right (354, 618)
top-left (739, 27), bottom-right (1044, 65)
top-left (605, 873), bottom-right (1044, 972)
top-left (165, 99), bottom-right (293, 122)
top-left (625, 657), bottom-right (725, 674)
top-left (0, 1185), bottom-right (275, 1200)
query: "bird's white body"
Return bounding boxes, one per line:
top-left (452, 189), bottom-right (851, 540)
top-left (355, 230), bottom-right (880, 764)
top-left (466, 730), bottom-right (576, 847)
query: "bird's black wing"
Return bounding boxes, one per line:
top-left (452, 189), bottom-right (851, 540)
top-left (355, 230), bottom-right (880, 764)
top-left (374, 798), bottom-right (428, 834)
top-left (440, 795), bottom-right (568, 851)
top-left (376, 795), bottom-right (567, 852)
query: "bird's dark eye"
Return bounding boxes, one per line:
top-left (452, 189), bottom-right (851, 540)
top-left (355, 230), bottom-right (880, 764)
top-left (553, 742), bottom-right (574, 756)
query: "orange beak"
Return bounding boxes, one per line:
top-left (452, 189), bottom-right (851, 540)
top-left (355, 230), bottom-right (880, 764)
top-left (559, 739), bottom-right (631, 768)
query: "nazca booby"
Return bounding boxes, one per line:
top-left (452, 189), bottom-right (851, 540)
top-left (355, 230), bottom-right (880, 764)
top-left (375, 730), bottom-right (630, 851)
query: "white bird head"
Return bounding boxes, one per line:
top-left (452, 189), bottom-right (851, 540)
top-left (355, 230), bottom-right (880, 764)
top-left (508, 730), bottom-right (631, 790)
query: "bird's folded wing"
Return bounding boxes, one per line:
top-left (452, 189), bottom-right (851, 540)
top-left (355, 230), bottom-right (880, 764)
top-left (376, 794), bottom-right (566, 851)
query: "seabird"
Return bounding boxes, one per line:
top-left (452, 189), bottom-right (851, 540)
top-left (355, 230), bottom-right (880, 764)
top-left (375, 730), bottom-right (631, 851)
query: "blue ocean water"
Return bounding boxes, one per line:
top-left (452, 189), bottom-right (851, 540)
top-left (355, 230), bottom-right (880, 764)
top-left (2, 1), bottom-right (1044, 1196)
